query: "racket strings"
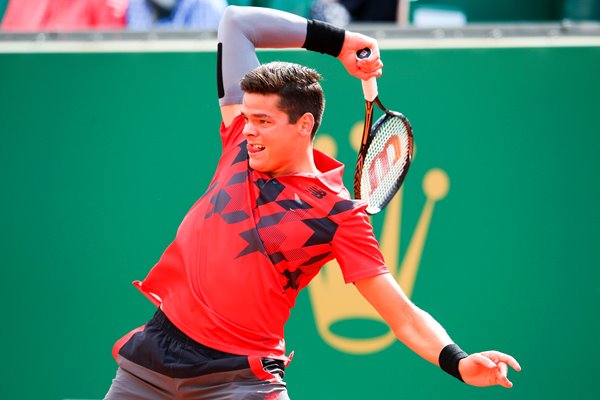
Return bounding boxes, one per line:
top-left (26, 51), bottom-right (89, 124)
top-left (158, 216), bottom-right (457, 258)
top-left (361, 116), bottom-right (412, 210)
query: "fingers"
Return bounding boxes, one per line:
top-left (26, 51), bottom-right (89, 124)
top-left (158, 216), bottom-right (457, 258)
top-left (339, 31), bottom-right (383, 80)
top-left (504, 354), bottom-right (522, 372)
top-left (494, 361), bottom-right (512, 388)
top-left (466, 353), bottom-right (493, 369)
top-left (498, 361), bottom-right (508, 378)
top-left (478, 351), bottom-right (521, 388)
top-left (354, 38), bottom-right (382, 78)
top-left (482, 350), bottom-right (522, 372)
top-left (465, 352), bottom-right (519, 389)
top-left (357, 56), bottom-right (383, 78)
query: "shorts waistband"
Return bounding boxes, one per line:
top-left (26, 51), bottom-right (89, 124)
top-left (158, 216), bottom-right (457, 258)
top-left (149, 308), bottom-right (240, 359)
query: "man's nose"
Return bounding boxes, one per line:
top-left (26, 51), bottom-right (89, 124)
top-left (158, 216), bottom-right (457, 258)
top-left (242, 122), bottom-right (256, 136)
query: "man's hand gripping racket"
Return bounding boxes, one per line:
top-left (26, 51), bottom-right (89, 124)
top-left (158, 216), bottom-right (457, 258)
top-left (354, 48), bottom-right (414, 215)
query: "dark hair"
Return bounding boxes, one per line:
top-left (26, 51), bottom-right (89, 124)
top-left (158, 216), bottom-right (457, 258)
top-left (240, 62), bottom-right (325, 138)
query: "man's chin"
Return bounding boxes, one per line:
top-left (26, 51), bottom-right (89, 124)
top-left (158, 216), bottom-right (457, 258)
top-left (249, 159), bottom-right (265, 172)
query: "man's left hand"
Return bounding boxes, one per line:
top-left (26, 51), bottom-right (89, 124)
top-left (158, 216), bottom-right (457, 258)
top-left (459, 351), bottom-right (522, 388)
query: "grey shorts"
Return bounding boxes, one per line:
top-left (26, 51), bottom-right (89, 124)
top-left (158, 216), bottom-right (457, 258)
top-left (104, 309), bottom-right (290, 400)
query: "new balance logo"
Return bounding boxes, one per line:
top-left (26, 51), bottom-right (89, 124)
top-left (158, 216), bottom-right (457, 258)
top-left (306, 185), bottom-right (327, 199)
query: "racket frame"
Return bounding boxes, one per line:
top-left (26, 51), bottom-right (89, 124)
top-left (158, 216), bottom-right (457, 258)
top-left (353, 79), bottom-right (414, 214)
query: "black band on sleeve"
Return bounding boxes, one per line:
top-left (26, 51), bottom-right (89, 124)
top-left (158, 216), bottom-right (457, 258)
top-left (439, 344), bottom-right (469, 382)
top-left (302, 19), bottom-right (345, 57)
top-left (217, 42), bottom-right (225, 99)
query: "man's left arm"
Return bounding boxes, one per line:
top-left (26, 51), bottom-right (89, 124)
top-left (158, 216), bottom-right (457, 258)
top-left (354, 273), bottom-right (522, 387)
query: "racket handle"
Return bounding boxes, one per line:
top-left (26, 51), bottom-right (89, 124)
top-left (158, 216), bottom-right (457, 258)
top-left (356, 48), bottom-right (379, 102)
top-left (361, 78), bottom-right (378, 102)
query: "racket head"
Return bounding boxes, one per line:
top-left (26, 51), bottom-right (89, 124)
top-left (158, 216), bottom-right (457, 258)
top-left (357, 110), bottom-right (414, 214)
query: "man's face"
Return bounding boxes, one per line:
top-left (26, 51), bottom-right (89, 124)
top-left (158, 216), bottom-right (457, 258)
top-left (241, 93), bottom-right (312, 177)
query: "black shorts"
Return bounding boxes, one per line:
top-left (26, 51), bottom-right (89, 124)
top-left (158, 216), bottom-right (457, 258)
top-left (104, 309), bottom-right (289, 400)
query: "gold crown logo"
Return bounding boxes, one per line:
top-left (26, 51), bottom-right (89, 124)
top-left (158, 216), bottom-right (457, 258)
top-left (310, 122), bottom-right (450, 354)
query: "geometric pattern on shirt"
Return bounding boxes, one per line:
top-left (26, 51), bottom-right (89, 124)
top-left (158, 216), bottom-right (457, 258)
top-left (301, 217), bottom-right (339, 247)
top-left (232, 141), bottom-right (249, 165)
top-left (282, 269), bottom-right (303, 291)
top-left (217, 139), bottom-right (361, 294)
top-left (251, 182), bottom-right (351, 292)
top-left (254, 178), bottom-right (285, 206)
top-left (329, 199), bottom-right (356, 216)
top-left (204, 145), bottom-right (251, 223)
top-left (205, 187), bottom-right (251, 224)
top-left (237, 228), bottom-right (267, 259)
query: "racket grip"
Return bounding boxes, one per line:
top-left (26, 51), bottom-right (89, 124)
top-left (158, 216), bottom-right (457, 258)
top-left (361, 78), bottom-right (378, 102)
top-left (356, 48), bottom-right (379, 102)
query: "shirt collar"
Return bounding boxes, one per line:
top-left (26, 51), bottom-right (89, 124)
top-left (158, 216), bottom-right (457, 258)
top-left (249, 148), bottom-right (346, 194)
top-left (311, 149), bottom-right (345, 193)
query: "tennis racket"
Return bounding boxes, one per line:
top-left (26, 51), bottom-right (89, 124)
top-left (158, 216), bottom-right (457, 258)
top-left (353, 48), bottom-right (414, 215)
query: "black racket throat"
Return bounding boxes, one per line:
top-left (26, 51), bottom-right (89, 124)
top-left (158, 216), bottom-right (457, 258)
top-left (360, 97), bottom-right (395, 147)
top-left (373, 97), bottom-right (401, 118)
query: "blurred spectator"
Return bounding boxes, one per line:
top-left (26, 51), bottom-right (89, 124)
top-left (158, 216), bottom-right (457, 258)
top-left (1, 0), bottom-right (127, 32)
top-left (310, 0), bottom-right (351, 26)
top-left (126, 0), bottom-right (227, 29)
top-left (339, 0), bottom-right (399, 22)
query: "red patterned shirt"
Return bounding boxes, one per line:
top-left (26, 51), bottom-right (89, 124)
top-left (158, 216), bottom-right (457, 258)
top-left (135, 115), bottom-right (388, 358)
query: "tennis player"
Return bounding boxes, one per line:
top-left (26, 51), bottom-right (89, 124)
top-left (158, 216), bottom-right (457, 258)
top-left (104, 6), bottom-right (521, 399)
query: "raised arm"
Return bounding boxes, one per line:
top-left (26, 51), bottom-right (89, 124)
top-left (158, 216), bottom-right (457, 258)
top-left (216, 6), bottom-right (383, 126)
top-left (355, 273), bottom-right (521, 387)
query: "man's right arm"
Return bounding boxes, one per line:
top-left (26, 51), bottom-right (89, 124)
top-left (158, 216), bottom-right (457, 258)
top-left (217, 6), bottom-right (307, 126)
top-left (216, 6), bottom-right (383, 127)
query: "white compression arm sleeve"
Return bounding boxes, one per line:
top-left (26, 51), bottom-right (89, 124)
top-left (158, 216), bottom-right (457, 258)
top-left (216, 6), bottom-right (308, 106)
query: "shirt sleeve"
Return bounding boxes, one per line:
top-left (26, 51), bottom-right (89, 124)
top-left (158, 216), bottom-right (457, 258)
top-left (332, 205), bottom-right (389, 283)
top-left (217, 5), bottom-right (307, 106)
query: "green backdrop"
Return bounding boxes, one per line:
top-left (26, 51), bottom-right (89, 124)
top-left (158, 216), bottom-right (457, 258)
top-left (0, 0), bottom-right (7, 22)
top-left (1, 44), bottom-right (599, 399)
top-left (411, 0), bottom-right (566, 21)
